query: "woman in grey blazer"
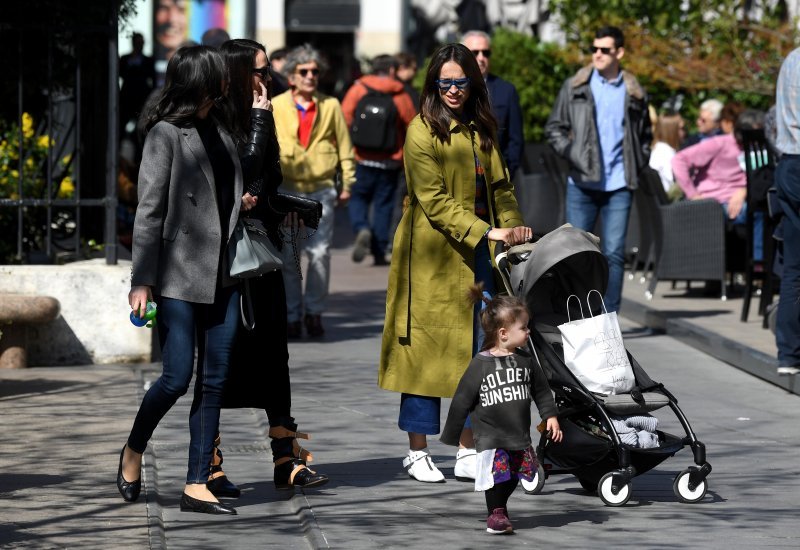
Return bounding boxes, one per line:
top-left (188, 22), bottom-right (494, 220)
top-left (116, 45), bottom-right (258, 515)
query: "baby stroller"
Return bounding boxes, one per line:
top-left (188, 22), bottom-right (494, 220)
top-left (496, 225), bottom-right (712, 506)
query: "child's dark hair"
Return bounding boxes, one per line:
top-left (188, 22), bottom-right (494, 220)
top-left (468, 283), bottom-right (529, 351)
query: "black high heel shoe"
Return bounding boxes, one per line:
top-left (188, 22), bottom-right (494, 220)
top-left (269, 423), bottom-right (329, 490)
top-left (180, 493), bottom-right (237, 515)
top-left (274, 458), bottom-right (329, 490)
top-left (116, 446), bottom-right (142, 502)
top-left (206, 437), bottom-right (241, 499)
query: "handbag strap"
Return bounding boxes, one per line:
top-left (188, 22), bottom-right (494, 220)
top-left (240, 279), bottom-right (256, 330)
top-left (287, 225), bottom-right (303, 280)
top-left (566, 294), bottom-right (584, 323)
top-left (586, 289), bottom-right (608, 318)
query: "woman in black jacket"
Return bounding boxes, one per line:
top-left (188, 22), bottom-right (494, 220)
top-left (208, 39), bottom-right (328, 497)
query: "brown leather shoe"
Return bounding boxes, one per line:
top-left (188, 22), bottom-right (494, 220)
top-left (304, 314), bottom-right (324, 338)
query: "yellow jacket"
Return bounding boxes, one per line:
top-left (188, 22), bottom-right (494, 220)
top-left (380, 115), bottom-right (523, 397)
top-left (272, 90), bottom-right (356, 194)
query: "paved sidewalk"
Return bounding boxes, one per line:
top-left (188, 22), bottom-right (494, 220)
top-left (1, 206), bottom-right (799, 548)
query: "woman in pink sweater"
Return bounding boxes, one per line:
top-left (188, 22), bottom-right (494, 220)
top-left (671, 107), bottom-right (765, 259)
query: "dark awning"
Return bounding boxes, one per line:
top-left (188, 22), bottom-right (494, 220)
top-left (285, 0), bottom-right (360, 32)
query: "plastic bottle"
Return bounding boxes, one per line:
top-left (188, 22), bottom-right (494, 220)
top-left (130, 301), bottom-right (157, 328)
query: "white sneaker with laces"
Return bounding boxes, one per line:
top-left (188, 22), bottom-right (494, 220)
top-left (778, 365), bottom-right (800, 375)
top-left (403, 448), bottom-right (445, 483)
top-left (454, 448), bottom-right (477, 481)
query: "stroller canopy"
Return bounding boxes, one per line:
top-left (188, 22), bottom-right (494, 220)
top-left (509, 225), bottom-right (609, 320)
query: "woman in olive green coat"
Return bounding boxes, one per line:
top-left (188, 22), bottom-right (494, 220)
top-left (379, 43), bottom-right (532, 483)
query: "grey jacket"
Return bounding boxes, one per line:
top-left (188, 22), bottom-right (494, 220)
top-left (545, 65), bottom-right (652, 190)
top-left (132, 119), bottom-right (243, 304)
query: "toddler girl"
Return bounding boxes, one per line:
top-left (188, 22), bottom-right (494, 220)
top-left (441, 285), bottom-right (562, 534)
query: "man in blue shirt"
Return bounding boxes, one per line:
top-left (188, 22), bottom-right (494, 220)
top-left (545, 26), bottom-right (652, 312)
top-left (774, 47), bottom-right (800, 376)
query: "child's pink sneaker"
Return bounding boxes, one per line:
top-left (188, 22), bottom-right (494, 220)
top-left (486, 508), bottom-right (513, 534)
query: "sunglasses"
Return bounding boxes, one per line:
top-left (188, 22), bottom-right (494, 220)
top-left (589, 46), bottom-right (615, 55)
top-left (471, 49), bottom-right (491, 58)
top-left (252, 65), bottom-right (271, 79)
top-left (296, 68), bottom-right (320, 77)
top-left (435, 78), bottom-right (470, 91)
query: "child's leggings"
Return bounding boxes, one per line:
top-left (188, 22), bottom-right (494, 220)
top-left (485, 479), bottom-right (518, 514)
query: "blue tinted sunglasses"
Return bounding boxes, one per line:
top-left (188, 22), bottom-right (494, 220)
top-left (435, 78), bottom-right (470, 91)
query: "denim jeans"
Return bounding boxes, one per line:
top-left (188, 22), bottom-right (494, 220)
top-left (281, 186), bottom-right (337, 322)
top-left (775, 155), bottom-right (800, 367)
top-left (127, 285), bottom-right (240, 484)
top-left (566, 183), bottom-right (632, 312)
top-left (398, 240), bottom-right (493, 434)
top-left (348, 164), bottom-right (401, 259)
top-left (724, 202), bottom-right (764, 262)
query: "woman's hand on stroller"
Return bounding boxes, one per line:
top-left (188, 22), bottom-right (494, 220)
top-left (487, 226), bottom-right (532, 247)
top-left (546, 417), bottom-right (563, 443)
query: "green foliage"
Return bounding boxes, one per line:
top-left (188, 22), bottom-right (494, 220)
top-left (548, 0), bottom-right (797, 126)
top-left (490, 29), bottom-right (580, 142)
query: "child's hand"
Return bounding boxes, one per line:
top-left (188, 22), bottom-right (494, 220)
top-left (546, 417), bottom-right (563, 443)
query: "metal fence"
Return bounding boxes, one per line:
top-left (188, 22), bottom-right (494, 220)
top-left (0, 19), bottom-right (118, 265)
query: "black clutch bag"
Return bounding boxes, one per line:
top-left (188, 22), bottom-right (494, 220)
top-left (266, 192), bottom-right (323, 230)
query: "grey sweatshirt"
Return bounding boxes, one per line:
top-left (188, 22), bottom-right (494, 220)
top-left (441, 349), bottom-right (558, 452)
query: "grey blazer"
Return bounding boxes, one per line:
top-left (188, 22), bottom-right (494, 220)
top-left (131, 119), bottom-right (244, 304)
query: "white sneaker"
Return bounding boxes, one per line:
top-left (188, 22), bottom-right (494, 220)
top-left (454, 448), bottom-right (477, 481)
top-left (403, 448), bottom-right (445, 483)
top-left (778, 365), bottom-right (800, 376)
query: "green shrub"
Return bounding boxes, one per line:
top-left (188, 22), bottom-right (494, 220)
top-left (489, 29), bottom-right (581, 143)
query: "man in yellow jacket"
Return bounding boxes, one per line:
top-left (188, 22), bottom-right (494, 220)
top-left (273, 44), bottom-right (356, 338)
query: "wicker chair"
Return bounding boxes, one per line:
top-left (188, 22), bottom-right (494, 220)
top-left (515, 145), bottom-right (567, 237)
top-left (637, 169), bottom-right (728, 300)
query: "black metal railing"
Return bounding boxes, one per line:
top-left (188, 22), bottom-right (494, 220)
top-left (0, 17), bottom-right (118, 265)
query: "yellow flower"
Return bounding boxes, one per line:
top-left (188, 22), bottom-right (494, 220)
top-left (58, 176), bottom-right (75, 198)
top-left (37, 135), bottom-right (53, 148)
top-left (21, 113), bottom-right (34, 139)
top-left (25, 157), bottom-right (34, 169)
top-left (62, 154), bottom-right (72, 165)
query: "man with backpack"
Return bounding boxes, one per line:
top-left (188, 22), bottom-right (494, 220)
top-left (342, 54), bottom-right (417, 265)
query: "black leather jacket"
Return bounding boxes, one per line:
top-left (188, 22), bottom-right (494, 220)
top-left (240, 108), bottom-right (285, 246)
top-left (545, 65), bottom-right (652, 190)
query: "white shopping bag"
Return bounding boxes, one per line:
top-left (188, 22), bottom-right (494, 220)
top-left (557, 290), bottom-right (635, 395)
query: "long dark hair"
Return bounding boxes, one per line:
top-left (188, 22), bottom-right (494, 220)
top-left (419, 43), bottom-right (497, 151)
top-left (219, 39), bottom-right (267, 139)
top-left (141, 45), bottom-right (234, 134)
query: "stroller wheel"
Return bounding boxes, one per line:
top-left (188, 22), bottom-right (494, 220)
top-left (576, 477), bottom-right (597, 494)
top-left (673, 468), bottom-right (708, 503)
top-left (521, 462), bottom-right (546, 495)
top-left (598, 472), bottom-right (631, 506)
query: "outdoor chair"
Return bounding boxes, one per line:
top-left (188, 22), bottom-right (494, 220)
top-left (636, 170), bottom-right (728, 300)
top-left (514, 145), bottom-right (566, 237)
top-left (628, 166), bottom-right (669, 283)
top-left (739, 128), bottom-right (779, 324)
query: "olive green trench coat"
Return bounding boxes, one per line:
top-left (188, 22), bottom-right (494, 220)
top-left (379, 115), bottom-right (524, 398)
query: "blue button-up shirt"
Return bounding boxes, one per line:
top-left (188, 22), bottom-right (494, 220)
top-left (776, 47), bottom-right (800, 155)
top-left (583, 69), bottom-right (627, 191)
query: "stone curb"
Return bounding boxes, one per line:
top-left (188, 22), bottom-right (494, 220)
top-left (621, 296), bottom-right (799, 396)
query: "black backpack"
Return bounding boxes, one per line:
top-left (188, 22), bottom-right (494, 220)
top-left (350, 83), bottom-right (398, 153)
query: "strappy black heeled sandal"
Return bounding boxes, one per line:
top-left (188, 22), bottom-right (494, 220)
top-left (269, 423), bottom-right (329, 490)
top-left (206, 434), bottom-right (241, 498)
